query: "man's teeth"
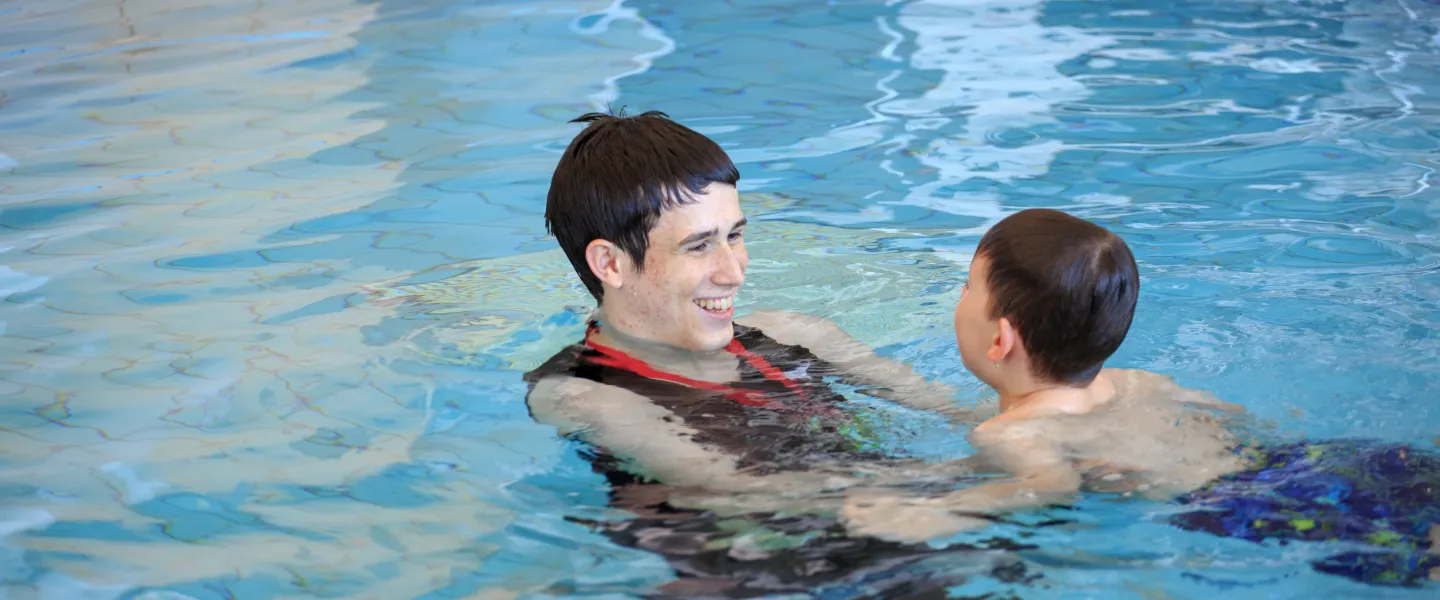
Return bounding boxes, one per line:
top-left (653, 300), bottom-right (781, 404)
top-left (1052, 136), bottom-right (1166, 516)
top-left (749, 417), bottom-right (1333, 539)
top-left (695, 297), bottom-right (734, 311)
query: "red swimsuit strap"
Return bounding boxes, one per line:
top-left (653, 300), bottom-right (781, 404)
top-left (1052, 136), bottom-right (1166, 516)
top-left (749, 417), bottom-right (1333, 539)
top-left (581, 324), bottom-right (812, 410)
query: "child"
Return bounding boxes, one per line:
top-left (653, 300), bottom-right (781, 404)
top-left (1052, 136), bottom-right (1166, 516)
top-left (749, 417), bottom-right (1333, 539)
top-left (842, 208), bottom-right (1439, 587)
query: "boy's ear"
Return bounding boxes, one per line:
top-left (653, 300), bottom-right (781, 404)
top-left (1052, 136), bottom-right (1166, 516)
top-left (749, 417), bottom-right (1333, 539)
top-left (585, 240), bottom-right (632, 291)
top-left (988, 317), bottom-right (1018, 363)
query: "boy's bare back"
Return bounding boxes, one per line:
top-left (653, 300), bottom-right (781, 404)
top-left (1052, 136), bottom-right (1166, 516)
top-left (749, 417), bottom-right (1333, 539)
top-left (842, 369), bottom-right (1251, 542)
top-left (976, 368), bottom-right (1248, 500)
top-left (843, 210), bottom-right (1256, 542)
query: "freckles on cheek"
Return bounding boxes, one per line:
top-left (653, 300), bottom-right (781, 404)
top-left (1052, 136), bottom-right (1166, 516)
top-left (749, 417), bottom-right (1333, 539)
top-left (636, 264), bottom-right (669, 322)
top-left (640, 254), bottom-right (666, 284)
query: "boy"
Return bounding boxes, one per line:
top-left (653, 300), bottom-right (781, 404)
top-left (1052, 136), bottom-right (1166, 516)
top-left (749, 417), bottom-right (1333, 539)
top-left (842, 208), bottom-right (1438, 587)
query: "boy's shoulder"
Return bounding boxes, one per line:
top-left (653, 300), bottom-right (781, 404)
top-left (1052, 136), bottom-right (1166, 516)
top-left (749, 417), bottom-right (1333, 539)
top-left (1103, 368), bottom-right (1246, 414)
top-left (969, 369), bottom-right (1164, 439)
top-left (1099, 367), bottom-right (1161, 386)
top-left (970, 403), bottom-right (1071, 443)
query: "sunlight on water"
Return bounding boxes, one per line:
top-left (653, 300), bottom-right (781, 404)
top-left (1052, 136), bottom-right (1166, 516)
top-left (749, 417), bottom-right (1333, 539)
top-left (1, 0), bottom-right (1437, 598)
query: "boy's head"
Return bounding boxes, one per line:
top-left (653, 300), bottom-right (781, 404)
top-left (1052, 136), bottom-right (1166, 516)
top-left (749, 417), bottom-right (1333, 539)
top-left (953, 209), bottom-right (1139, 388)
top-left (546, 110), bottom-right (747, 352)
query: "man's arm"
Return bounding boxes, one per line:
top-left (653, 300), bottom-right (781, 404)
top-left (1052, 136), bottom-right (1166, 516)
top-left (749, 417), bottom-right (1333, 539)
top-left (735, 309), bottom-right (993, 424)
top-left (528, 374), bottom-right (860, 500)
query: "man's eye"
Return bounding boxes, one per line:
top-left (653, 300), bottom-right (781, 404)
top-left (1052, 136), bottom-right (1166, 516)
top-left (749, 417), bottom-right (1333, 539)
top-left (688, 243), bottom-right (708, 253)
top-left (728, 231), bottom-right (743, 242)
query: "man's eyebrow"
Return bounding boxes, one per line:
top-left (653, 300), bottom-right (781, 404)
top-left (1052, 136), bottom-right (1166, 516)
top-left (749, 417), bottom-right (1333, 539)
top-left (678, 228), bottom-right (718, 247)
top-left (679, 218), bottom-right (747, 247)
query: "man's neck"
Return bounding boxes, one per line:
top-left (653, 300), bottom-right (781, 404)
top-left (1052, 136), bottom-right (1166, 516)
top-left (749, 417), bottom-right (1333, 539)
top-left (590, 310), bottom-right (739, 382)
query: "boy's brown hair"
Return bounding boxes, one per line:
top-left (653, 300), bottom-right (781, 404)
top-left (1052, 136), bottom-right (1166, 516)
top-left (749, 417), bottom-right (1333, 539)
top-left (976, 208), bottom-right (1140, 385)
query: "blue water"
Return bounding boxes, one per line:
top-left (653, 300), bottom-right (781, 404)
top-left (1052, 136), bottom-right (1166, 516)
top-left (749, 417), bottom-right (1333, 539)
top-left (1, 0), bottom-right (1437, 598)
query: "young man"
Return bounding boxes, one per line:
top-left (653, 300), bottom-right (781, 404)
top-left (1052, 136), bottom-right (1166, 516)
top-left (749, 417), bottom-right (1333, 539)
top-left (525, 110), bottom-right (975, 502)
top-left (842, 208), bottom-right (1439, 588)
top-left (522, 111), bottom-right (1026, 596)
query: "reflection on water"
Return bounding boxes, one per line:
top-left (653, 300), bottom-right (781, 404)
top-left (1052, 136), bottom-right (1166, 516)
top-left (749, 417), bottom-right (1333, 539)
top-left (0, 0), bottom-right (1436, 597)
top-left (374, 205), bottom-right (974, 373)
top-left (1, 0), bottom-right (678, 597)
top-left (886, 0), bottom-right (1116, 232)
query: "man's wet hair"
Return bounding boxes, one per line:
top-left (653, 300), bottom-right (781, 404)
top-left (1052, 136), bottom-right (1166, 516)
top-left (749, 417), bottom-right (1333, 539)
top-left (545, 109), bottom-right (740, 301)
top-left (976, 208), bottom-right (1140, 385)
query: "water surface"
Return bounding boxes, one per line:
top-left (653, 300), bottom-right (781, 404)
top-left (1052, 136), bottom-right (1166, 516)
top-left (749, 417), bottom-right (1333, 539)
top-left (1, 0), bottom-right (1437, 598)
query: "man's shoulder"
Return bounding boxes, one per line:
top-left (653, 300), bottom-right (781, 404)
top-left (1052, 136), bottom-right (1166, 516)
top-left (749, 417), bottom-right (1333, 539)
top-left (527, 372), bottom-right (651, 433)
top-left (522, 336), bottom-right (589, 382)
top-left (529, 372), bottom-right (599, 406)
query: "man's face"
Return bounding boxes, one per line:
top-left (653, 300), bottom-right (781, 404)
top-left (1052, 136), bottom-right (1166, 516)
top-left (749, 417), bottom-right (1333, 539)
top-left (605, 183), bottom-right (748, 352)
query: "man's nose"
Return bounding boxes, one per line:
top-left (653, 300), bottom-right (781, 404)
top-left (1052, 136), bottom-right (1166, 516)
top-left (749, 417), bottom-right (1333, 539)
top-left (712, 243), bottom-right (746, 286)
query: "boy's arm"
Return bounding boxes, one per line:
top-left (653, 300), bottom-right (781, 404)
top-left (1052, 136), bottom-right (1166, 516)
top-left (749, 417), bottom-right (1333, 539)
top-left (736, 310), bottom-right (994, 424)
top-left (839, 422), bottom-right (1079, 542)
top-left (934, 424), bottom-right (1082, 512)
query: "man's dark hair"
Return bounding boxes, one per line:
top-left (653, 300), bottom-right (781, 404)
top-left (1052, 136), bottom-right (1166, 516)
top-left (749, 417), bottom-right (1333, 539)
top-left (976, 208), bottom-right (1140, 385)
top-left (545, 109), bottom-right (740, 301)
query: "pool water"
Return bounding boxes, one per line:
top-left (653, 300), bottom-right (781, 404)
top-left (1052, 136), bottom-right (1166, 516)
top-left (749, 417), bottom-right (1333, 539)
top-left (1, 0), bottom-right (1437, 597)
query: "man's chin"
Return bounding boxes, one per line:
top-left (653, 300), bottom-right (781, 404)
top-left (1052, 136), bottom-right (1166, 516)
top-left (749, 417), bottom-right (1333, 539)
top-left (685, 323), bottom-right (736, 353)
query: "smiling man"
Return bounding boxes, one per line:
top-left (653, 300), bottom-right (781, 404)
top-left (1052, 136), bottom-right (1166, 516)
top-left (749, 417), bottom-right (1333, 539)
top-left (525, 111), bottom-right (980, 501)
top-left (520, 111), bottom-right (1025, 596)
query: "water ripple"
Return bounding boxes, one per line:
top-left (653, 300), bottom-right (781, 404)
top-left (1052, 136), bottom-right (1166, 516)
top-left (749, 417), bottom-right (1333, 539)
top-left (1, 0), bottom-right (1438, 597)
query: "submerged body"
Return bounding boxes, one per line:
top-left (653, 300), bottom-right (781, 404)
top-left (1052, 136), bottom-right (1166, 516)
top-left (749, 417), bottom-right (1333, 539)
top-left (973, 368), bottom-right (1249, 499)
top-left (526, 311), bottom-right (980, 506)
top-left (529, 316), bottom-right (1437, 591)
top-left (844, 210), bottom-right (1438, 588)
top-left (842, 367), bottom-right (1249, 536)
top-left (846, 368), bottom-right (1439, 587)
top-left (524, 317), bottom-right (1029, 597)
top-left (523, 110), bottom-right (1026, 595)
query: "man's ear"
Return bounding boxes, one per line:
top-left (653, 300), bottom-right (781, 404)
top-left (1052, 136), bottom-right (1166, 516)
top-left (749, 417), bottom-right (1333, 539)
top-left (988, 316), bottom-right (1018, 364)
top-left (585, 240), bottom-right (631, 291)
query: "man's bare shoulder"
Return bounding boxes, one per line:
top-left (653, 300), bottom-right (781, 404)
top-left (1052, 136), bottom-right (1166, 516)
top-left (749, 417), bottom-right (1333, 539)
top-left (528, 374), bottom-right (662, 433)
top-left (529, 373), bottom-right (604, 399)
top-left (526, 374), bottom-right (751, 489)
top-left (527, 375), bottom-right (589, 433)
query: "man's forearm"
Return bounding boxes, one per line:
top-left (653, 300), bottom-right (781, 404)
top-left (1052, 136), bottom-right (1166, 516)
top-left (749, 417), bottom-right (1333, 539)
top-left (737, 310), bottom-right (989, 421)
top-left (854, 380), bottom-right (995, 424)
top-left (798, 327), bottom-right (992, 423)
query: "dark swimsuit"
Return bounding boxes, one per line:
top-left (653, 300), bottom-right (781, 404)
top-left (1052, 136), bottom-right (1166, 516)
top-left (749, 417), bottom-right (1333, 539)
top-left (525, 322), bottom-right (885, 480)
top-left (522, 323), bottom-right (1038, 598)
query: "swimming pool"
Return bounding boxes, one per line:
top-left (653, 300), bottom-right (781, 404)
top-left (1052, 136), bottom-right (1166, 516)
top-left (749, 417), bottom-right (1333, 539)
top-left (1, 0), bottom-right (1436, 597)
